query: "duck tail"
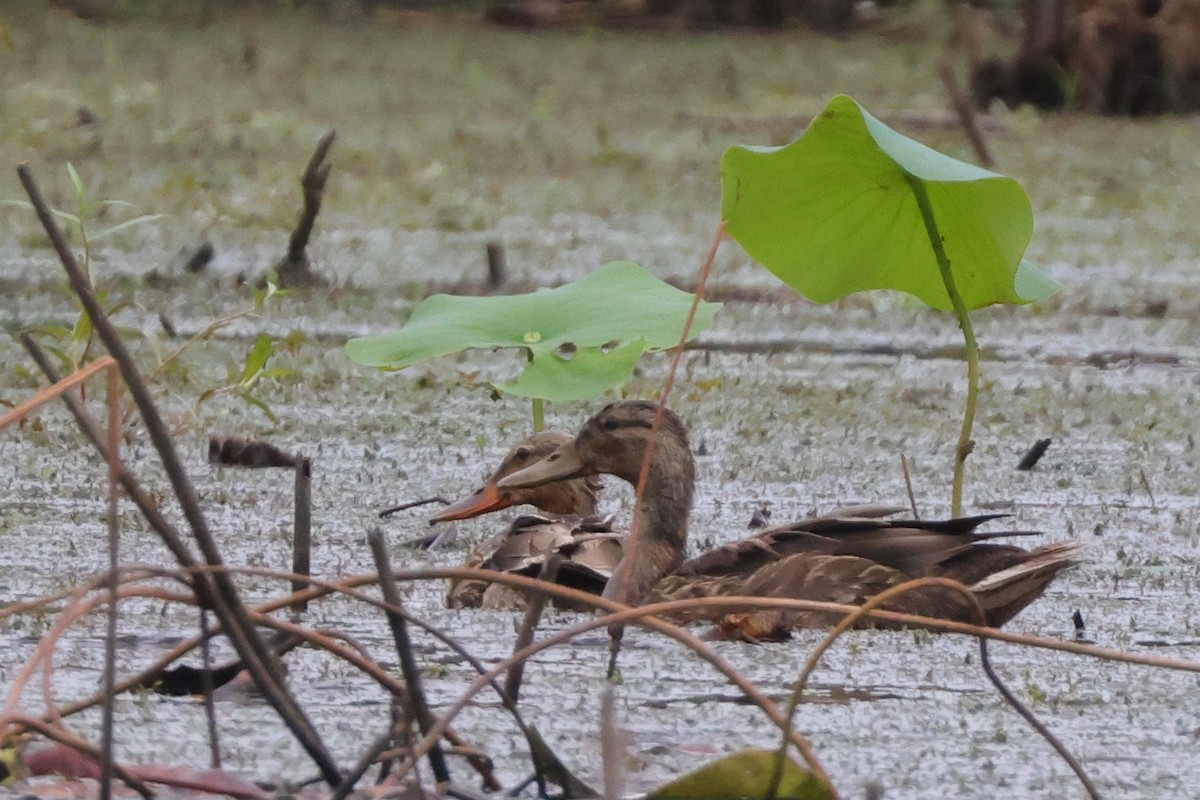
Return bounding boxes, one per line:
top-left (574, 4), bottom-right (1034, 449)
top-left (970, 541), bottom-right (1083, 627)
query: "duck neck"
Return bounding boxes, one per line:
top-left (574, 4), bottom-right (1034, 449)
top-left (604, 438), bottom-right (694, 606)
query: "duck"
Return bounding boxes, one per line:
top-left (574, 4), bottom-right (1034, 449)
top-left (497, 400), bottom-right (1080, 630)
top-left (430, 431), bottom-right (623, 610)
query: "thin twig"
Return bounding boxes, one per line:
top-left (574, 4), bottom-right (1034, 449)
top-left (199, 610), bottom-right (221, 769)
top-left (99, 364), bottom-right (120, 800)
top-left (611, 221), bottom-right (727, 676)
top-left (379, 496), bottom-right (451, 518)
top-left (900, 454), bottom-right (920, 519)
top-left (979, 638), bottom-right (1099, 797)
top-left (0, 356), bottom-right (115, 431)
top-left (366, 528), bottom-right (451, 786)
top-left (331, 727), bottom-right (395, 800)
top-left (939, 60), bottom-right (995, 168)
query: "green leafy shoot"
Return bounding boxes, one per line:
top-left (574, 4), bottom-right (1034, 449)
top-left (5, 165), bottom-right (164, 371)
top-left (9, 164), bottom-right (291, 431)
top-left (196, 333), bottom-right (295, 425)
top-left (721, 94), bottom-right (1059, 514)
top-left (346, 261), bottom-right (721, 425)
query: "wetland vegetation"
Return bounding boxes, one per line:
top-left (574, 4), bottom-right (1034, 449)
top-left (1, 3), bottom-right (1199, 798)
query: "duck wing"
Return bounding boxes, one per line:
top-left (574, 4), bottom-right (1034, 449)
top-left (557, 532), bottom-right (624, 579)
top-left (483, 515), bottom-right (576, 573)
top-left (804, 514), bottom-right (1044, 574)
top-left (675, 506), bottom-right (906, 579)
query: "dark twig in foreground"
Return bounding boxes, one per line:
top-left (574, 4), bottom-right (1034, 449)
top-left (99, 366), bottom-right (121, 800)
top-left (979, 637), bottom-right (1100, 798)
top-left (331, 727), bottom-right (394, 800)
top-left (292, 457), bottom-right (312, 613)
top-left (367, 528), bottom-right (450, 786)
top-left (17, 164), bottom-right (341, 787)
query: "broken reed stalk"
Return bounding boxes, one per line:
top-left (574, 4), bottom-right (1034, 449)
top-left (292, 456), bottom-right (313, 613)
top-left (1016, 438), bottom-right (1052, 471)
top-left (277, 130), bottom-right (335, 287)
top-left (287, 130), bottom-right (335, 263)
top-left (485, 240), bottom-right (507, 288)
top-left (366, 529), bottom-right (451, 786)
top-left (17, 164), bottom-right (341, 786)
top-left (99, 364), bottom-right (121, 800)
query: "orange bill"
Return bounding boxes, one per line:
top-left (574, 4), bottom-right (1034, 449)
top-left (429, 482), bottom-right (514, 523)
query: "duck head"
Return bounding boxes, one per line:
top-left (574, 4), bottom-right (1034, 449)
top-left (500, 401), bottom-right (695, 606)
top-left (431, 431), bottom-right (601, 523)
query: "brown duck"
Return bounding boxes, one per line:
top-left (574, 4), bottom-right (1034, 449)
top-left (431, 431), bottom-right (623, 609)
top-left (498, 400), bottom-right (1080, 630)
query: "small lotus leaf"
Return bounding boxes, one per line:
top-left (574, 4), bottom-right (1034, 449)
top-left (648, 748), bottom-right (834, 800)
top-left (495, 338), bottom-right (646, 401)
top-left (345, 261), bottom-right (720, 402)
top-left (721, 94), bottom-right (1058, 311)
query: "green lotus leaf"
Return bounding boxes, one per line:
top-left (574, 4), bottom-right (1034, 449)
top-left (495, 338), bottom-right (646, 401)
top-left (346, 261), bottom-right (720, 403)
top-left (721, 94), bottom-right (1058, 311)
top-left (648, 748), bottom-right (834, 800)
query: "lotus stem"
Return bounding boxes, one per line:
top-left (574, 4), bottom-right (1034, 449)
top-left (524, 347), bottom-right (545, 431)
top-left (532, 398), bottom-right (545, 432)
top-left (905, 174), bottom-right (979, 517)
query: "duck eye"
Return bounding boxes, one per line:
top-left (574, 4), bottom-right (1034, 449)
top-left (602, 418), bottom-right (619, 431)
top-left (514, 448), bottom-right (530, 461)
